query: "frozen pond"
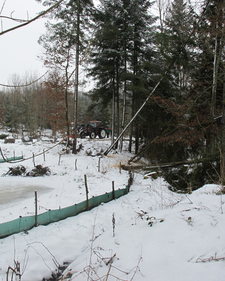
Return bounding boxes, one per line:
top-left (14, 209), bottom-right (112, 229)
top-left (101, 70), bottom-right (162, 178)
top-left (0, 183), bottom-right (52, 207)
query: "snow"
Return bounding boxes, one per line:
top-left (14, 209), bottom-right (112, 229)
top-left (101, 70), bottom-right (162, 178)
top-left (0, 134), bottom-right (224, 280)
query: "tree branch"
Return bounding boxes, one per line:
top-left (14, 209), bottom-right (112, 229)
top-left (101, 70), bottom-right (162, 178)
top-left (0, 0), bottom-right (7, 15)
top-left (0, 15), bottom-right (27, 23)
top-left (0, 0), bottom-right (65, 36)
top-left (0, 71), bottom-right (48, 88)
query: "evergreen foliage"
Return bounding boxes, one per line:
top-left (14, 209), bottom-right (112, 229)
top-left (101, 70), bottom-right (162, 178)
top-left (88, 0), bottom-right (157, 151)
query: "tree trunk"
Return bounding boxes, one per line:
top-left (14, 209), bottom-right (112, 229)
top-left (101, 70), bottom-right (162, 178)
top-left (218, 1), bottom-right (225, 183)
top-left (111, 75), bottom-right (115, 146)
top-left (128, 93), bottom-right (134, 153)
top-left (120, 49), bottom-right (127, 152)
top-left (72, 1), bottom-right (80, 154)
top-left (65, 52), bottom-right (70, 148)
top-left (220, 71), bottom-right (225, 184)
top-left (211, 0), bottom-right (224, 116)
top-left (115, 59), bottom-right (120, 149)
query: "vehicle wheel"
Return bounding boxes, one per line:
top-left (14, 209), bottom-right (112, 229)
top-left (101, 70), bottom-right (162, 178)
top-left (90, 131), bottom-right (96, 139)
top-left (99, 129), bottom-right (106, 139)
top-left (80, 132), bottom-right (85, 139)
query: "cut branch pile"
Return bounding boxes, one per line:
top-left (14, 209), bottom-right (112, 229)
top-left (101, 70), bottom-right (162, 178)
top-left (4, 165), bottom-right (51, 177)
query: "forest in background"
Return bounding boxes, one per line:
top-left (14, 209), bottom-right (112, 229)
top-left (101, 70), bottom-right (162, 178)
top-left (0, 0), bottom-right (225, 192)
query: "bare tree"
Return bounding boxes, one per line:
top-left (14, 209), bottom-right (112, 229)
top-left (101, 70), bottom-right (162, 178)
top-left (155, 0), bottom-right (171, 31)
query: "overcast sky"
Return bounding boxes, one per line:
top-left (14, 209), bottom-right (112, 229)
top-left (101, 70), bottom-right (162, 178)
top-left (0, 0), bottom-right (202, 89)
top-left (0, 0), bottom-right (47, 87)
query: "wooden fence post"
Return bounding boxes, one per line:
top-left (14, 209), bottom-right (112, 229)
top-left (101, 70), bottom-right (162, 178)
top-left (58, 154), bottom-right (61, 166)
top-left (75, 159), bottom-right (77, 170)
top-left (112, 213), bottom-right (115, 237)
top-left (33, 153), bottom-right (35, 167)
top-left (35, 191), bottom-right (38, 227)
top-left (84, 174), bottom-right (89, 210)
top-left (112, 181), bottom-right (115, 199)
top-left (128, 171), bottom-right (133, 192)
top-left (98, 157), bottom-right (101, 172)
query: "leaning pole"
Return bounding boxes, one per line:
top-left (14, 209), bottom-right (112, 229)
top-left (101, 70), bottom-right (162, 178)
top-left (104, 77), bottom-right (164, 156)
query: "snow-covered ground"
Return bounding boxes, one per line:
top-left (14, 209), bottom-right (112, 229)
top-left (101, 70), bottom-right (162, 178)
top-left (0, 134), bottom-right (224, 280)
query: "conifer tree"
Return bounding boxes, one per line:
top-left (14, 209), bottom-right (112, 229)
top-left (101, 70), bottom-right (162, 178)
top-left (188, 0), bottom-right (225, 158)
top-left (195, 0), bottom-right (225, 181)
top-left (88, 0), bottom-right (156, 152)
top-left (143, 0), bottom-right (197, 163)
top-left (153, 0), bottom-right (225, 190)
top-left (88, 0), bottom-right (124, 146)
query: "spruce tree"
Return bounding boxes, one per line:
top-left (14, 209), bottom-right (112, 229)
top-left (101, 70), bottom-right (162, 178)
top-left (139, 0), bottom-right (196, 163)
top-left (193, 0), bottom-right (225, 182)
top-left (88, 0), bottom-right (156, 152)
top-left (155, 0), bottom-right (225, 190)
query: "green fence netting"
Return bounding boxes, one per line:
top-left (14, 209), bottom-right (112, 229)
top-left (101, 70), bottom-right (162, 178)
top-left (0, 216), bottom-right (35, 238)
top-left (0, 156), bottom-right (23, 163)
top-left (0, 183), bottom-right (131, 239)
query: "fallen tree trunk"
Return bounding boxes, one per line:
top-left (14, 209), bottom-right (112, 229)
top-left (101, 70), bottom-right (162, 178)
top-left (121, 158), bottom-right (213, 171)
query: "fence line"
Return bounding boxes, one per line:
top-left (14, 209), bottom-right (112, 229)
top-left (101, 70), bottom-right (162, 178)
top-left (0, 172), bottom-right (133, 239)
top-left (0, 139), bottom-right (64, 164)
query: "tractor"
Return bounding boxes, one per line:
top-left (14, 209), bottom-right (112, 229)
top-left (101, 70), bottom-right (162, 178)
top-left (78, 121), bottom-right (108, 139)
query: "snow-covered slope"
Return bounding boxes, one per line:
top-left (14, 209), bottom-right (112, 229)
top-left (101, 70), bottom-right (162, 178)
top-left (0, 137), bottom-right (224, 280)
